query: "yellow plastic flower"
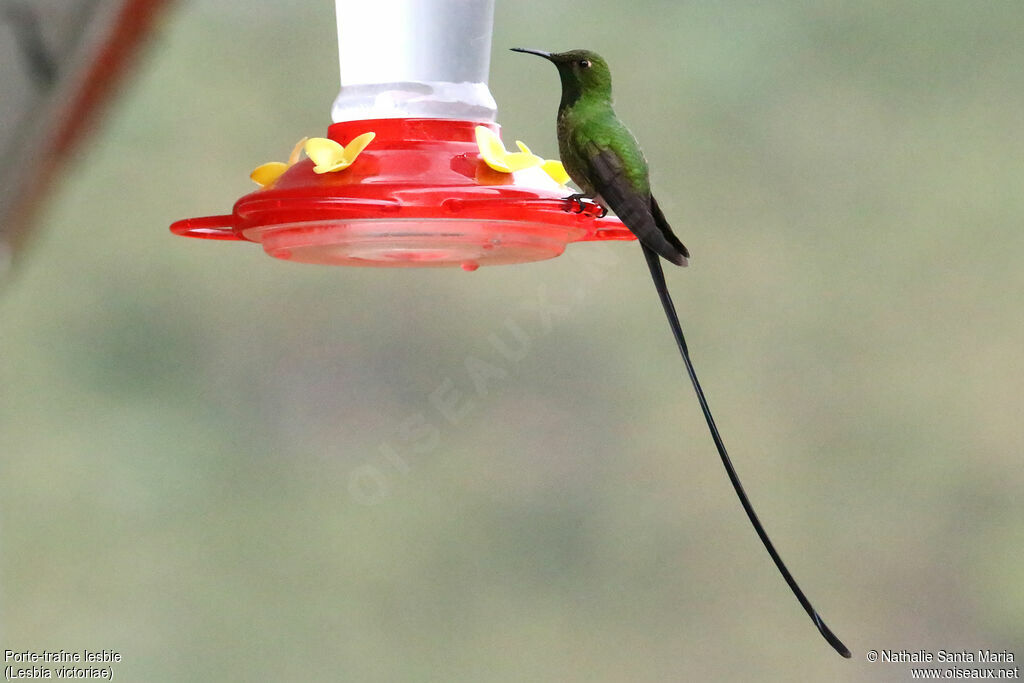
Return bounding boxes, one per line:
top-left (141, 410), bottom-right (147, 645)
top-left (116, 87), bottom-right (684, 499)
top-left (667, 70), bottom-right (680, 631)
top-left (515, 141), bottom-right (570, 184)
top-left (475, 126), bottom-right (570, 185)
top-left (475, 126), bottom-right (542, 173)
top-left (250, 137), bottom-right (308, 187)
top-left (304, 132), bottom-right (376, 174)
top-left (540, 159), bottom-right (571, 186)
top-left (517, 141), bottom-right (572, 185)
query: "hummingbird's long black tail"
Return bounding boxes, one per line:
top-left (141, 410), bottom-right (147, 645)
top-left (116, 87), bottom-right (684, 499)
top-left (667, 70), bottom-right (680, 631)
top-left (641, 244), bottom-right (851, 659)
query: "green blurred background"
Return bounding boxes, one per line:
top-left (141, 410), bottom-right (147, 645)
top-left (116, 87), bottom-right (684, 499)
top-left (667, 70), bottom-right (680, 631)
top-left (2, 0), bottom-right (1022, 680)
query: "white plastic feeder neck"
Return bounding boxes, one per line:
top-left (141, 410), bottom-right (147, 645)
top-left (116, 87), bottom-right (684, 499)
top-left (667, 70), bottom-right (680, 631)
top-left (331, 0), bottom-right (498, 122)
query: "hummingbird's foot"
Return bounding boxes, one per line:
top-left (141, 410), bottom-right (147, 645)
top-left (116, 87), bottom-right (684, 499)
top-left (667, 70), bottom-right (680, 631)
top-left (563, 193), bottom-right (588, 214)
top-left (595, 204), bottom-right (608, 218)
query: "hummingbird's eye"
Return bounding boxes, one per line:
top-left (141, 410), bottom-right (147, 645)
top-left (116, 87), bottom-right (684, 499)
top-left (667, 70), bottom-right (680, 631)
top-left (578, 59), bottom-right (592, 69)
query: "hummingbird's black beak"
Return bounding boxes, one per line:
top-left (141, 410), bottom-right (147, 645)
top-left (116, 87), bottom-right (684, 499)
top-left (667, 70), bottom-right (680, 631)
top-left (511, 47), bottom-right (553, 61)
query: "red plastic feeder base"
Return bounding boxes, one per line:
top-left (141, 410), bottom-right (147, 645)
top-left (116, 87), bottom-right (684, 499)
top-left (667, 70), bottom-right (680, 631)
top-left (170, 118), bottom-right (634, 269)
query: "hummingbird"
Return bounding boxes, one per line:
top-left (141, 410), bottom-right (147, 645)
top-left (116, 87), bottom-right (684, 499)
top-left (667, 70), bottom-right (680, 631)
top-left (512, 47), bottom-right (851, 659)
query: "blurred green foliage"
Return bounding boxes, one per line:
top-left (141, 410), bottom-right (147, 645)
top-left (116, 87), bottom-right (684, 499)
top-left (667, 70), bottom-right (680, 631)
top-left (2, 1), bottom-right (1022, 680)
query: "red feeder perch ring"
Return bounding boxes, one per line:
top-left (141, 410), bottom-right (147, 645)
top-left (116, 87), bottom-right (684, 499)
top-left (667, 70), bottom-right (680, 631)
top-left (170, 118), bottom-right (634, 269)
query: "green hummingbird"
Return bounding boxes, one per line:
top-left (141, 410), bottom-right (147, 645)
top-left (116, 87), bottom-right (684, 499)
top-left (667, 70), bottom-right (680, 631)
top-left (512, 47), bottom-right (851, 659)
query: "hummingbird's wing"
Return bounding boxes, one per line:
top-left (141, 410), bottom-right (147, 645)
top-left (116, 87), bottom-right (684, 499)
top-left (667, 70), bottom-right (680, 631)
top-left (650, 195), bottom-right (690, 263)
top-left (580, 140), bottom-right (689, 266)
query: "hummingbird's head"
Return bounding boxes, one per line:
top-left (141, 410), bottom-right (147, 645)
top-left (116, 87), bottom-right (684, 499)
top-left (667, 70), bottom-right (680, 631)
top-left (511, 48), bottom-right (612, 104)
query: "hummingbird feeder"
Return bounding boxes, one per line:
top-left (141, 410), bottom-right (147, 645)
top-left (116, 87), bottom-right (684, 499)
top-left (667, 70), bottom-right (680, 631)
top-left (170, 0), bottom-right (633, 270)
